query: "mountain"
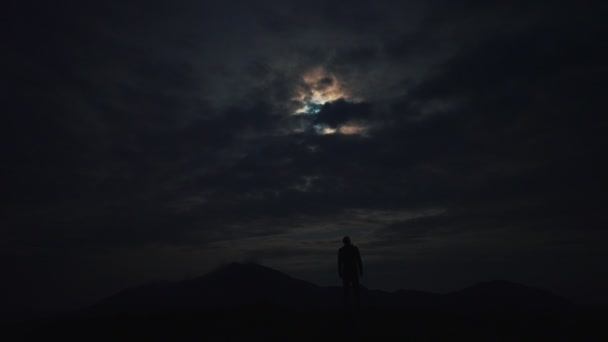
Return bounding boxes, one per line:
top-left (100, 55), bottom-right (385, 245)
top-left (444, 280), bottom-right (573, 312)
top-left (90, 263), bottom-right (338, 315)
top-left (88, 263), bottom-right (573, 316)
top-left (15, 264), bottom-right (597, 340)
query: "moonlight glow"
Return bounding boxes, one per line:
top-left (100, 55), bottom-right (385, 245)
top-left (291, 67), bottom-right (367, 135)
top-left (293, 67), bottom-right (351, 115)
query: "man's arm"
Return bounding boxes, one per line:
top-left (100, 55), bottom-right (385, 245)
top-left (356, 247), bottom-right (363, 276)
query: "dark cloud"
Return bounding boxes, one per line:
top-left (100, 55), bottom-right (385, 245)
top-left (315, 100), bottom-right (373, 127)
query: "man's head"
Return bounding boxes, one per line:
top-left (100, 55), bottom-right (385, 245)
top-left (342, 236), bottom-right (351, 245)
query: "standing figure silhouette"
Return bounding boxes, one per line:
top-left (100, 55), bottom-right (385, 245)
top-left (338, 236), bottom-right (363, 311)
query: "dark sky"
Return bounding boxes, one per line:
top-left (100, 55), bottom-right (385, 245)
top-left (3, 0), bottom-right (607, 317)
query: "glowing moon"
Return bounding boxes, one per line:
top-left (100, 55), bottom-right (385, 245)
top-left (293, 67), bottom-right (352, 115)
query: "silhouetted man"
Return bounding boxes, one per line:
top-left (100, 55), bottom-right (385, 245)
top-left (338, 236), bottom-right (363, 311)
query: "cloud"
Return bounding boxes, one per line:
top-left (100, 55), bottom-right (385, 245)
top-left (315, 99), bottom-right (372, 128)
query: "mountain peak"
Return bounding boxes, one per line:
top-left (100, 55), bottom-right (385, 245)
top-left (192, 262), bottom-right (297, 285)
top-left (215, 262), bottom-right (281, 274)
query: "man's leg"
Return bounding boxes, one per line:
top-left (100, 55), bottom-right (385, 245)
top-left (343, 278), bottom-right (351, 310)
top-left (352, 276), bottom-right (360, 311)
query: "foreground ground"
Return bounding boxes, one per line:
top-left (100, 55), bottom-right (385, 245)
top-left (8, 305), bottom-right (608, 341)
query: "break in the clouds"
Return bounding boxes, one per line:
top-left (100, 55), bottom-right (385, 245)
top-left (2, 0), bottom-right (607, 317)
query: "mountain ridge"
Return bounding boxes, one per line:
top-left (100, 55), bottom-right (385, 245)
top-left (87, 262), bottom-right (574, 316)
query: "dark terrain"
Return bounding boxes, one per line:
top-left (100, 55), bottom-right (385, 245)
top-left (8, 263), bottom-right (608, 340)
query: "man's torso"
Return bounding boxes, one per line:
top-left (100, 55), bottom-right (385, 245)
top-left (340, 245), bottom-right (359, 278)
